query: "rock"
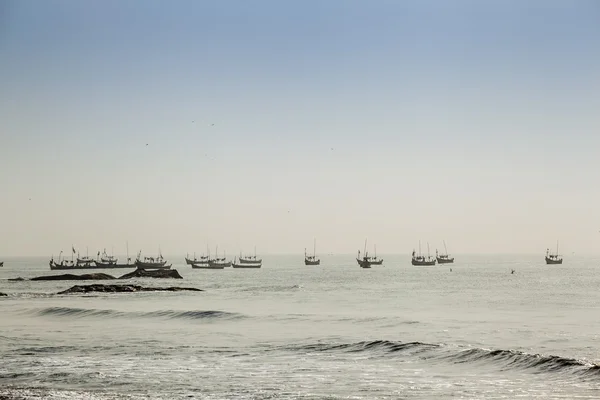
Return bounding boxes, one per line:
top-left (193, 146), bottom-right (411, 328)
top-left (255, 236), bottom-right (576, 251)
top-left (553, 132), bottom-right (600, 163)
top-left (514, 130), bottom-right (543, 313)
top-left (118, 268), bottom-right (183, 279)
top-left (30, 273), bottom-right (116, 281)
top-left (0, 292), bottom-right (7, 297)
top-left (57, 284), bottom-right (202, 295)
top-left (8, 277), bottom-right (25, 281)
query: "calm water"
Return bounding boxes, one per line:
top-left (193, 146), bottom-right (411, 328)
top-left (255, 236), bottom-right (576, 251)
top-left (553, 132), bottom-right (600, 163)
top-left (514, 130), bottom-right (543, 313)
top-left (2, 254), bottom-right (600, 399)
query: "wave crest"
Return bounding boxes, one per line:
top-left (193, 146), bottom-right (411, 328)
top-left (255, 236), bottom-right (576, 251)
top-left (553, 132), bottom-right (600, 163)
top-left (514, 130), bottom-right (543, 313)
top-left (36, 307), bottom-right (243, 321)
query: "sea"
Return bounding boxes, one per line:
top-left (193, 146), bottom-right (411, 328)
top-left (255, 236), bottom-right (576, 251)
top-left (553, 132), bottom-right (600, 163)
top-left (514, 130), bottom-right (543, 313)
top-left (2, 254), bottom-right (600, 399)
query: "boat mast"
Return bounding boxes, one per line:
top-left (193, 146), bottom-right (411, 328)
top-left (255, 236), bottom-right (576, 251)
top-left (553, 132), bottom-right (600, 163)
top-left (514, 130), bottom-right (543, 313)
top-left (427, 242), bottom-right (431, 259)
top-left (126, 241), bottom-right (129, 262)
top-left (443, 240), bottom-right (448, 256)
top-left (419, 240), bottom-right (422, 257)
top-left (364, 238), bottom-right (367, 258)
top-left (556, 240), bottom-right (559, 256)
top-left (313, 238), bottom-right (317, 258)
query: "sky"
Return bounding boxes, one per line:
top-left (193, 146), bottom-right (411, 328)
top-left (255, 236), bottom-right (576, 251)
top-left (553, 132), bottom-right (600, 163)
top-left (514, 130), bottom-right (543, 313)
top-left (1, 0), bottom-right (600, 257)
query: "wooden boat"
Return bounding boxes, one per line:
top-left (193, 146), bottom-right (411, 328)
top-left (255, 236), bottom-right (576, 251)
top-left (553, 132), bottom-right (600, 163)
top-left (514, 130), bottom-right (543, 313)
top-left (135, 251), bottom-right (170, 269)
top-left (49, 252), bottom-right (77, 270)
top-left (96, 243), bottom-right (135, 268)
top-left (232, 257), bottom-right (261, 268)
top-left (545, 241), bottom-right (563, 264)
top-left (412, 242), bottom-right (436, 266)
top-left (304, 239), bottom-right (320, 265)
top-left (356, 253), bottom-right (373, 268)
top-left (239, 247), bottom-right (262, 264)
top-left (366, 244), bottom-right (383, 265)
top-left (208, 258), bottom-right (231, 268)
top-left (436, 241), bottom-right (455, 264)
top-left (185, 253), bottom-right (209, 265)
top-left (357, 239), bottom-right (383, 267)
top-left (208, 246), bottom-right (231, 268)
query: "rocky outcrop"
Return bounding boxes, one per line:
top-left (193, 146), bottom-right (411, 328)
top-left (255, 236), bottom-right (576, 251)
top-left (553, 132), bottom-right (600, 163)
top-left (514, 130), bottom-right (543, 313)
top-left (8, 277), bottom-right (25, 281)
top-left (31, 273), bottom-right (116, 281)
top-left (57, 284), bottom-right (202, 295)
top-left (118, 268), bottom-right (183, 279)
top-left (25, 269), bottom-right (183, 282)
top-left (0, 292), bottom-right (7, 297)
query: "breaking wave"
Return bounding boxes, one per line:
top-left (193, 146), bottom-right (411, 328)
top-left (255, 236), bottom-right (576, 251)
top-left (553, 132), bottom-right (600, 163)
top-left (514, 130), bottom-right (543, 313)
top-left (282, 339), bottom-right (600, 378)
top-left (35, 306), bottom-right (244, 321)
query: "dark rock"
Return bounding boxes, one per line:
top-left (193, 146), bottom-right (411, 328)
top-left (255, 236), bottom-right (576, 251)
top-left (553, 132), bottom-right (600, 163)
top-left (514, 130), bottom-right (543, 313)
top-left (8, 277), bottom-right (25, 281)
top-left (30, 273), bottom-right (116, 281)
top-left (57, 284), bottom-right (202, 295)
top-left (0, 292), bottom-right (7, 297)
top-left (118, 268), bottom-right (183, 279)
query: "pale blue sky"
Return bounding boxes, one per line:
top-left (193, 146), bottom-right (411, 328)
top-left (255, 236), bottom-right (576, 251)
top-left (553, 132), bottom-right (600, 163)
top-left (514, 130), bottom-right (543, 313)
top-left (1, 1), bottom-right (599, 256)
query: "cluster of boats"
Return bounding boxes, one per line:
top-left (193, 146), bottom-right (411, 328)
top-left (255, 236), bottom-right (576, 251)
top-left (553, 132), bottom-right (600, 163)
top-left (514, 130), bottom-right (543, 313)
top-left (185, 247), bottom-right (262, 269)
top-left (18, 240), bottom-right (565, 271)
top-left (49, 248), bottom-right (171, 270)
top-left (303, 239), bottom-right (454, 268)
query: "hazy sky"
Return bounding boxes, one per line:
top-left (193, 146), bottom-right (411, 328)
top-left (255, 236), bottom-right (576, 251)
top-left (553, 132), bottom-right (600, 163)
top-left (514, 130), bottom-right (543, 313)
top-left (1, 1), bottom-right (599, 257)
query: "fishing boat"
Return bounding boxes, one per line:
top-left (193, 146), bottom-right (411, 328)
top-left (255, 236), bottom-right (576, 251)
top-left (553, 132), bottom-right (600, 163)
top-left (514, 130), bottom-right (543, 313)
top-left (135, 251), bottom-right (171, 269)
top-left (367, 244), bottom-right (383, 265)
top-left (545, 241), bottom-right (563, 264)
top-left (239, 247), bottom-right (262, 264)
top-left (304, 239), bottom-right (320, 265)
top-left (356, 239), bottom-right (374, 268)
top-left (208, 257), bottom-right (231, 268)
top-left (185, 252), bottom-right (210, 265)
top-left (412, 241), bottom-right (436, 266)
top-left (94, 248), bottom-right (117, 267)
top-left (49, 251), bottom-right (77, 270)
top-left (75, 247), bottom-right (94, 267)
top-left (436, 241), bottom-right (455, 264)
top-left (208, 246), bottom-right (231, 268)
top-left (232, 257), bottom-right (262, 268)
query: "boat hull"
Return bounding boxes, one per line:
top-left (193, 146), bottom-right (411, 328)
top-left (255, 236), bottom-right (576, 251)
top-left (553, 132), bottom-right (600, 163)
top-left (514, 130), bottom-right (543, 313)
top-left (412, 259), bottom-right (436, 266)
top-left (134, 260), bottom-right (171, 269)
top-left (50, 261), bottom-right (137, 270)
top-left (304, 258), bottom-right (320, 265)
top-left (232, 263), bottom-right (262, 268)
top-left (357, 258), bottom-right (372, 268)
top-left (186, 257), bottom-right (209, 265)
top-left (545, 257), bottom-right (563, 265)
top-left (94, 261), bottom-right (135, 269)
top-left (238, 258), bottom-right (263, 264)
top-left (209, 261), bottom-right (231, 268)
top-left (191, 263), bottom-right (224, 269)
top-left (436, 257), bottom-right (454, 264)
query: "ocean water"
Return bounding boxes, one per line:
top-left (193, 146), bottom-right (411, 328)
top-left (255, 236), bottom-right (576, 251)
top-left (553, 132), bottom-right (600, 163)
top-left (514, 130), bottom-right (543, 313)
top-left (2, 254), bottom-right (600, 399)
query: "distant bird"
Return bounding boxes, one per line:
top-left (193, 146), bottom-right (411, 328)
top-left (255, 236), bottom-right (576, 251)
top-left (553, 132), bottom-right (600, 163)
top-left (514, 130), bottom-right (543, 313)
top-left (210, 123), bottom-right (215, 126)
top-left (146, 143), bottom-right (148, 146)
top-left (192, 120), bottom-right (195, 123)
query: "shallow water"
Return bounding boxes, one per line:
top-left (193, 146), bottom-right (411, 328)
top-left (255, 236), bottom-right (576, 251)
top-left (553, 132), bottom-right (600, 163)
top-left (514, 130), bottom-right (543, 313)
top-left (2, 254), bottom-right (600, 399)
